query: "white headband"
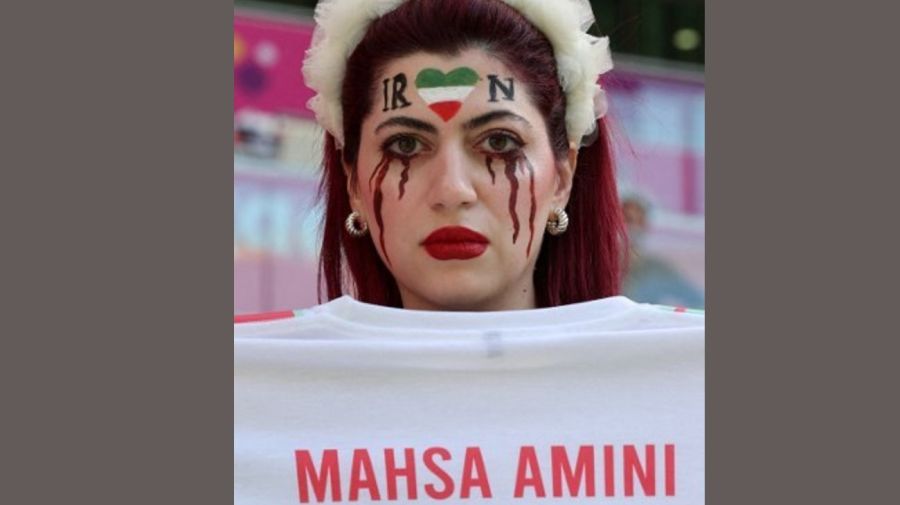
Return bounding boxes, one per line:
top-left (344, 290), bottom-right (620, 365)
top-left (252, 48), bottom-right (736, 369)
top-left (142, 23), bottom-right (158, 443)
top-left (301, 0), bottom-right (613, 149)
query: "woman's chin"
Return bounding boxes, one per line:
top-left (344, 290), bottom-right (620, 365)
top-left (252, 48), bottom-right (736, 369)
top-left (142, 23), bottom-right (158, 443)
top-left (402, 282), bottom-right (501, 311)
top-left (395, 252), bottom-right (531, 310)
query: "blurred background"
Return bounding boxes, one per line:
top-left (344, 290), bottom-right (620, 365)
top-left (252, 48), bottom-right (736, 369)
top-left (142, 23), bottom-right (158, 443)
top-left (234, 0), bottom-right (705, 313)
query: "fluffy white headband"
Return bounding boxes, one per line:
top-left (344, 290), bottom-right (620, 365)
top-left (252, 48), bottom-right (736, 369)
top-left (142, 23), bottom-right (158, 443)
top-left (302, 0), bottom-right (613, 148)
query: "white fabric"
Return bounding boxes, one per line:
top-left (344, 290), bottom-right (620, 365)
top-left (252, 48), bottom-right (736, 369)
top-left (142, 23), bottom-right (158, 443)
top-left (235, 296), bottom-right (704, 504)
top-left (302, 0), bottom-right (613, 149)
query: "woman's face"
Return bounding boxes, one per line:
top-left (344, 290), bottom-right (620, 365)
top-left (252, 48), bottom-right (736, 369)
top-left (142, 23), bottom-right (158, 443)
top-left (347, 48), bottom-right (576, 311)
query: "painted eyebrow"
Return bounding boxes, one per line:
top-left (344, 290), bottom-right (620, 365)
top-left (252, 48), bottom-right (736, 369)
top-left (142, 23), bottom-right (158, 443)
top-left (462, 110), bottom-right (533, 131)
top-left (374, 116), bottom-right (438, 135)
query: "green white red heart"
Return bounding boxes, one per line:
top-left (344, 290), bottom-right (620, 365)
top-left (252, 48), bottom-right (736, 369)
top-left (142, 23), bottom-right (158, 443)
top-left (415, 67), bottom-right (480, 121)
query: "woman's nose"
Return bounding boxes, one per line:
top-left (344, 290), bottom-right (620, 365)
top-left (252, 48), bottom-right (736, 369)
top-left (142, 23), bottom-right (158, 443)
top-left (427, 146), bottom-right (478, 211)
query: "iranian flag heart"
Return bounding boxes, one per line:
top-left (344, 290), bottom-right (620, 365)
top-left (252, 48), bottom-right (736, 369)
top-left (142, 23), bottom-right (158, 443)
top-left (415, 67), bottom-right (480, 121)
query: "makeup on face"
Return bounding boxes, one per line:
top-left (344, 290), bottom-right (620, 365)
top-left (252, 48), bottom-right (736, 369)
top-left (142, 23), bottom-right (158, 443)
top-left (489, 149), bottom-right (538, 258)
top-left (381, 72), bottom-right (413, 112)
top-left (363, 62), bottom-right (546, 265)
top-left (414, 67), bottom-right (480, 122)
top-left (371, 131), bottom-right (539, 263)
top-left (487, 74), bottom-right (515, 103)
top-left (421, 226), bottom-right (489, 260)
top-left (367, 150), bottom-right (413, 266)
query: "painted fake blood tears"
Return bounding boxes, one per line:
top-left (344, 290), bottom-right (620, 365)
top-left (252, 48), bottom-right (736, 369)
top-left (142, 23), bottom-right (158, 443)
top-left (367, 152), bottom-right (538, 267)
top-left (368, 153), bottom-right (394, 265)
top-left (489, 152), bottom-right (537, 258)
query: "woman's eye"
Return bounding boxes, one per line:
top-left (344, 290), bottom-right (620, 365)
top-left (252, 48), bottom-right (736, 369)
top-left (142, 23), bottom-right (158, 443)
top-left (481, 133), bottom-right (521, 153)
top-left (386, 136), bottom-right (424, 156)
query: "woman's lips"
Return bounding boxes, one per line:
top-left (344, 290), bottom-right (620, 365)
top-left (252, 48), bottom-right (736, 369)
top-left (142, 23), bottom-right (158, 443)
top-left (421, 226), bottom-right (489, 260)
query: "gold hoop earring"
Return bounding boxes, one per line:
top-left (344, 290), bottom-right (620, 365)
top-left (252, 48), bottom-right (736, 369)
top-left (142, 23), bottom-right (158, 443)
top-left (345, 210), bottom-right (369, 237)
top-left (546, 207), bottom-right (569, 236)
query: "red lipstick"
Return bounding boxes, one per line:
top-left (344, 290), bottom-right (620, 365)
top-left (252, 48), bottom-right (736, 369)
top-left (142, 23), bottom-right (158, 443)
top-left (421, 226), bottom-right (489, 260)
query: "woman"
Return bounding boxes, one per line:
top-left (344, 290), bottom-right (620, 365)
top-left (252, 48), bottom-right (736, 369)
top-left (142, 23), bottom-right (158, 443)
top-left (235, 2), bottom-right (704, 502)
top-left (304, 0), bottom-right (623, 311)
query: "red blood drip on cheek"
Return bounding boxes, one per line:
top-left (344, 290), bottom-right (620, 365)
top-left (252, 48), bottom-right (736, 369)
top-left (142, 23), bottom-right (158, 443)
top-left (370, 153), bottom-right (394, 265)
top-left (523, 157), bottom-right (537, 258)
top-left (368, 154), bottom-right (387, 191)
top-left (484, 155), bottom-right (496, 185)
top-left (499, 152), bottom-right (521, 244)
top-left (397, 157), bottom-right (412, 199)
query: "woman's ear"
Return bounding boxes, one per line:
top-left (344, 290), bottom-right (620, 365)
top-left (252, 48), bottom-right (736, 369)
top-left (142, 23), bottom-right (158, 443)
top-left (343, 159), bottom-right (366, 217)
top-left (553, 142), bottom-right (579, 209)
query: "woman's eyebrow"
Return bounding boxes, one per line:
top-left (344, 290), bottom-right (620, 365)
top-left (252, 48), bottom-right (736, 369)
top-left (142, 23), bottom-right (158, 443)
top-left (462, 110), bottom-right (533, 131)
top-left (374, 116), bottom-right (438, 134)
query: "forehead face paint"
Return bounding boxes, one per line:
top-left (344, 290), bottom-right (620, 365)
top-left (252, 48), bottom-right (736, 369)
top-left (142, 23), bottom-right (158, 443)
top-left (381, 72), bottom-right (413, 112)
top-left (414, 67), bottom-right (480, 121)
top-left (487, 74), bottom-right (515, 102)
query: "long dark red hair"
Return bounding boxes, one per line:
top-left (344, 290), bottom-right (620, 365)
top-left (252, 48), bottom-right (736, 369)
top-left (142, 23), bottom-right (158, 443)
top-left (317, 0), bottom-right (626, 308)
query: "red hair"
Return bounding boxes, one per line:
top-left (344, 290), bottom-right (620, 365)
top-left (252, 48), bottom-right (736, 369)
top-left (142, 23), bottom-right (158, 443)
top-left (317, 0), bottom-right (626, 307)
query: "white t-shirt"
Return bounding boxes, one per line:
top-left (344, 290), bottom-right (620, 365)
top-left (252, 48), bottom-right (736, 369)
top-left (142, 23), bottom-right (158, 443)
top-left (235, 296), bottom-right (704, 504)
